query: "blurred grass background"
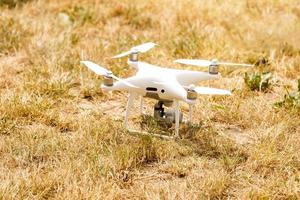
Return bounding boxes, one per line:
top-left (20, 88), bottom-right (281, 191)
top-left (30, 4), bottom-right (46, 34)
top-left (0, 0), bottom-right (299, 199)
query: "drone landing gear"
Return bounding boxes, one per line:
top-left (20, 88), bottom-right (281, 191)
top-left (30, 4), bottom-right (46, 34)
top-left (124, 93), bottom-right (182, 139)
top-left (175, 100), bottom-right (180, 138)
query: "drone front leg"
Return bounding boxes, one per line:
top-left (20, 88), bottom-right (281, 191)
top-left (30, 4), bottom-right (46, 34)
top-left (189, 104), bottom-right (193, 123)
top-left (175, 100), bottom-right (180, 138)
top-left (124, 92), bottom-right (135, 129)
top-left (139, 95), bottom-right (143, 115)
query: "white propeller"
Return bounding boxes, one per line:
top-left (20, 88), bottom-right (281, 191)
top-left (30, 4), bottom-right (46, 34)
top-left (112, 42), bottom-right (157, 58)
top-left (80, 61), bottom-right (137, 88)
top-left (194, 86), bottom-right (231, 95)
top-left (175, 59), bottom-right (253, 67)
top-left (186, 84), bottom-right (230, 123)
top-left (81, 61), bottom-right (108, 75)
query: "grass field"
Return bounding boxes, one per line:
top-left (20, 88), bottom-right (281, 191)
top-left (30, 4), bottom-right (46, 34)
top-left (0, 0), bottom-right (300, 199)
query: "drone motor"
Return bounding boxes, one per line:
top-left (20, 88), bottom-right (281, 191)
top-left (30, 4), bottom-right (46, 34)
top-left (209, 65), bottom-right (219, 74)
top-left (209, 59), bottom-right (219, 74)
top-left (187, 89), bottom-right (197, 100)
top-left (186, 84), bottom-right (198, 100)
top-left (103, 75), bottom-right (113, 86)
top-left (129, 49), bottom-right (139, 62)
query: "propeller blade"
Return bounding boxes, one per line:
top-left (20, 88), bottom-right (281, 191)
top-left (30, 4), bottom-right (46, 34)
top-left (81, 60), bottom-right (138, 89)
top-left (112, 42), bottom-right (157, 58)
top-left (80, 61), bottom-right (108, 75)
top-left (194, 86), bottom-right (231, 95)
top-left (174, 59), bottom-right (211, 67)
top-left (112, 50), bottom-right (132, 59)
top-left (218, 62), bottom-right (254, 67)
top-left (133, 42), bottom-right (157, 53)
top-left (175, 59), bottom-right (253, 67)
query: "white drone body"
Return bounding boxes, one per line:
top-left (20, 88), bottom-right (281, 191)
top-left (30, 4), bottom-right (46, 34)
top-left (81, 42), bottom-right (253, 138)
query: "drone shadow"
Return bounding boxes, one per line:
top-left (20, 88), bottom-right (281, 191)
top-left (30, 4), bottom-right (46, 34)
top-left (137, 115), bottom-right (248, 163)
top-left (137, 114), bottom-right (203, 139)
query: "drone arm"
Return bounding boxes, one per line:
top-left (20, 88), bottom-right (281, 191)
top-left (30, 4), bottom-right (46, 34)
top-left (174, 70), bottom-right (221, 86)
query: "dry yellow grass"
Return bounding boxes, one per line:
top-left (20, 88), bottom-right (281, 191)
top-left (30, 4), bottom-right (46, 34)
top-left (0, 0), bottom-right (300, 199)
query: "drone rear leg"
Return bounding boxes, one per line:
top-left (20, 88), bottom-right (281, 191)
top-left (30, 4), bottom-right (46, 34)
top-left (124, 92), bottom-right (135, 129)
top-left (175, 100), bottom-right (180, 138)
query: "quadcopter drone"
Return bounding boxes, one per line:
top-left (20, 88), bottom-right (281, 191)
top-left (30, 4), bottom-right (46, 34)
top-left (81, 42), bottom-right (253, 138)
